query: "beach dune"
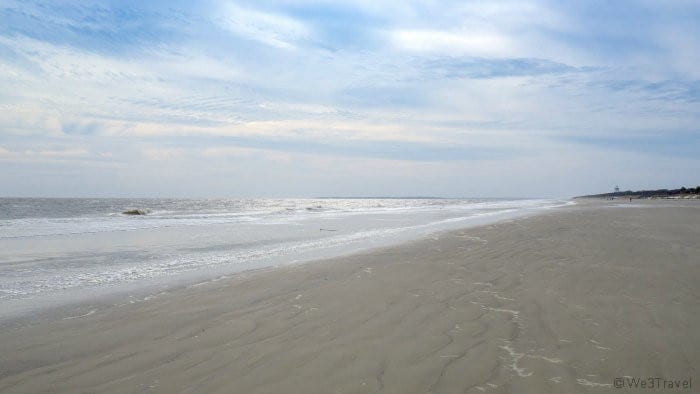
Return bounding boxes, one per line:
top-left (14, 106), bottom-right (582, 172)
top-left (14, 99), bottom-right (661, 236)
top-left (0, 200), bottom-right (698, 393)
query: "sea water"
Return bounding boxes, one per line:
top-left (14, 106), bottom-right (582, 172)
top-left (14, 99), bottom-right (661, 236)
top-left (0, 198), bottom-right (565, 318)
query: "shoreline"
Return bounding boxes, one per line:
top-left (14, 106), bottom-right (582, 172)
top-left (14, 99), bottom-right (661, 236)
top-left (1, 200), bottom-right (698, 393)
top-left (0, 200), bottom-right (565, 325)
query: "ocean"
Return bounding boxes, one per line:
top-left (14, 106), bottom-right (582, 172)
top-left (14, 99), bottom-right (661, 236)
top-left (0, 197), bottom-right (565, 318)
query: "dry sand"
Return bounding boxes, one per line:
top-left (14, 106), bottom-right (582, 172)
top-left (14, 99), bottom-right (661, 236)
top-left (0, 200), bottom-right (698, 393)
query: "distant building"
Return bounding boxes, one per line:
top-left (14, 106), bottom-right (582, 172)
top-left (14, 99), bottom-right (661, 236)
top-left (614, 185), bottom-right (620, 193)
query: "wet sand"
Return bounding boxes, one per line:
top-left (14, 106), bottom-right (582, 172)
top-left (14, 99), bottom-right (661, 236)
top-left (0, 200), bottom-right (698, 393)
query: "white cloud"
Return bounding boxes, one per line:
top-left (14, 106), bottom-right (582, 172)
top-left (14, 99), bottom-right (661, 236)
top-left (390, 29), bottom-right (513, 57)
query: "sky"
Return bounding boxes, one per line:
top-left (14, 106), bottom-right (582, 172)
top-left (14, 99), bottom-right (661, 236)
top-left (0, 0), bottom-right (699, 198)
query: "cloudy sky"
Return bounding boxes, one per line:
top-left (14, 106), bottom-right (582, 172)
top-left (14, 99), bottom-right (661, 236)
top-left (1, 0), bottom-right (698, 198)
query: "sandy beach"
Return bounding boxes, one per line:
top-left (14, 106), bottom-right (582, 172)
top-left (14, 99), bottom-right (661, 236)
top-left (0, 200), bottom-right (698, 393)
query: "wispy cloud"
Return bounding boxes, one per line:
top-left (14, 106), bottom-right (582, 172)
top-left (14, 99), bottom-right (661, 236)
top-left (217, 3), bottom-right (310, 49)
top-left (419, 57), bottom-right (590, 79)
top-left (0, 146), bottom-right (90, 161)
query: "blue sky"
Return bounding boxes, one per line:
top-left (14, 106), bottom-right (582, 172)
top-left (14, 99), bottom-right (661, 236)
top-left (0, 0), bottom-right (698, 197)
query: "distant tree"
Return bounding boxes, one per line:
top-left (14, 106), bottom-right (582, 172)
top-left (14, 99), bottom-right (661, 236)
top-left (695, 186), bottom-right (700, 194)
top-left (680, 187), bottom-right (687, 193)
